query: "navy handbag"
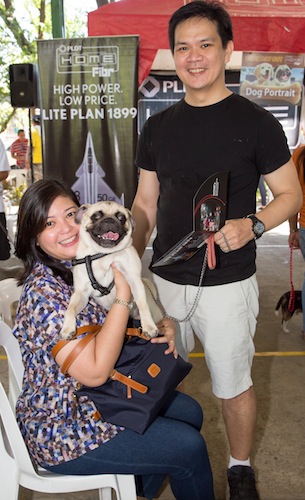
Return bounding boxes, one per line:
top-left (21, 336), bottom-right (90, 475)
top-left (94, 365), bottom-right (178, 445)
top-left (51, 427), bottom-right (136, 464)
top-left (53, 324), bottom-right (192, 434)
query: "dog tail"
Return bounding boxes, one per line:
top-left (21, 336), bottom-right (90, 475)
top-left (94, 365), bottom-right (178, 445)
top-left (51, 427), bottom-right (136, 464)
top-left (275, 295), bottom-right (284, 316)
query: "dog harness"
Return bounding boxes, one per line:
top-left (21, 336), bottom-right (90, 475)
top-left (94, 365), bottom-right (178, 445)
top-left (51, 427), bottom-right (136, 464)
top-left (72, 253), bottom-right (114, 297)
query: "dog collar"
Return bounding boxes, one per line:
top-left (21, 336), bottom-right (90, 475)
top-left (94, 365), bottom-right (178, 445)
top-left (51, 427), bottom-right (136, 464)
top-left (72, 253), bottom-right (114, 297)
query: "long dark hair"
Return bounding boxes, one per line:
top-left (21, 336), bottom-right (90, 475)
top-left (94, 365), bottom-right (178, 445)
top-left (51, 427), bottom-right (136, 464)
top-left (15, 178), bottom-right (80, 286)
top-left (168, 0), bottom-right (233, 54)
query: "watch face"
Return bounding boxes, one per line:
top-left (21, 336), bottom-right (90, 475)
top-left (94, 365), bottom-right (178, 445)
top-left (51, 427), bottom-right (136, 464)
top-left (254, 220), bottom-right (265, 236)
top-left (247, 215), bottom-right (265, 238)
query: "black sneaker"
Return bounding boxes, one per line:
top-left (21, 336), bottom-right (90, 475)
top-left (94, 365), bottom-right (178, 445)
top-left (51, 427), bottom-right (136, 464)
top-left (227, 465), bottom-right (259, 500)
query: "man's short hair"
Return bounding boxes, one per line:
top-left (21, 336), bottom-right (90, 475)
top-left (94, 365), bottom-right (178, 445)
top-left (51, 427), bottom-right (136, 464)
top-left (168, 0), bottom-right (233, 53)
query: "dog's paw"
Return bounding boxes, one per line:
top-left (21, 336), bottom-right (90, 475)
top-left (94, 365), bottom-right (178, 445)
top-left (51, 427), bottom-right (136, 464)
top-left (61, 318), bottom-right (77, 340)
top-left (141, 322), bottom-right (159, 339)
top-left (60, 327), bottom-right (76, 340)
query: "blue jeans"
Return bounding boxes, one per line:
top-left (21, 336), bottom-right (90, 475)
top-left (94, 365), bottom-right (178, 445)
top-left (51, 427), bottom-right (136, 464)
top-left (45, 391), bottom-right (214, 500)
top-left (299, 227), bottom-right (305, 331)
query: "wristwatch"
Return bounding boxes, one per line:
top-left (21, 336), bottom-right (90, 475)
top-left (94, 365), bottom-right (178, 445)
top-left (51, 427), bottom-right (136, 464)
top-left (245, 214), bottom-right (265, 239)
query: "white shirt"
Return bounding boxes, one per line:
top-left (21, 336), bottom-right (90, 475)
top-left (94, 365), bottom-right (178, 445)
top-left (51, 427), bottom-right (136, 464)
top-left (0, 139), bottom-right (10, 212)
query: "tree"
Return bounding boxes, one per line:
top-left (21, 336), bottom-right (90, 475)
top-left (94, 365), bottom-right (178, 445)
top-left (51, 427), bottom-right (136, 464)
top-left (0, 0), bottom-right (118, 131)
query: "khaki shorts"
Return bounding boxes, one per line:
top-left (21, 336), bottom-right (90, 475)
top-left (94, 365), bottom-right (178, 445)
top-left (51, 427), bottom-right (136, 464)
top-left (153, 274), bottom-right (259, 399)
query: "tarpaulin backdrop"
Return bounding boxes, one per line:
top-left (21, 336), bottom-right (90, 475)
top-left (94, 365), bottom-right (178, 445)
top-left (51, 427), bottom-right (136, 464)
top-left (88, 0), bottom-right (305, 86)
top-left (38, 36), bottom-right (138, 208)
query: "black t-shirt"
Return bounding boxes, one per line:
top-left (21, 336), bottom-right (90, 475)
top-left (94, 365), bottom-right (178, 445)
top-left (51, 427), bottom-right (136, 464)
top-left (135, 94), bottom-right (291, 286)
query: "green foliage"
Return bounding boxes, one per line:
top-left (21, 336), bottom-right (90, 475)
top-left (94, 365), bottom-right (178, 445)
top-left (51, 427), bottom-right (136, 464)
top-left (4, 181), bottom-right (27, 205)
top-left (0, 0), bottom-right (99, 130)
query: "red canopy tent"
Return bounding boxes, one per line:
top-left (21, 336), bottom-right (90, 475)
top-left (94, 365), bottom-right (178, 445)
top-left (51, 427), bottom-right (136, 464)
top-left (88, 0), bottom-right (305, 85)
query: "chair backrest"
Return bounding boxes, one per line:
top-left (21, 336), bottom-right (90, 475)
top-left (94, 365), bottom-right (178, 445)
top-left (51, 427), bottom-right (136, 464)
top-left (0, 277), bottom-right (22, 327)
top-left (0, 380), bottom-right (137, 500)
top-left (0, 382), bottom-right (38, 477)
top-left (0, 320), bottom-right (23, 408)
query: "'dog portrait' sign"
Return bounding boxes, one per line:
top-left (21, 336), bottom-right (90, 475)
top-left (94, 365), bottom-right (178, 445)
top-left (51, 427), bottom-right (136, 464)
top-left (239, 52), bottom-right (305, 149)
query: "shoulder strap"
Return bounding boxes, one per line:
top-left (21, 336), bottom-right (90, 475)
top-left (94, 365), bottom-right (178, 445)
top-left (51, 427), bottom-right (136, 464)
top-left (52, 324), bottom-right (101, 375)
top-left (52, 324), bottom-right (145, 375)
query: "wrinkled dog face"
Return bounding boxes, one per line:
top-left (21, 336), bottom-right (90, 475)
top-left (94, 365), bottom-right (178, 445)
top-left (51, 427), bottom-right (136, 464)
top-left (274, 65), bottom-right (291, 86)
top-left (76, 201), bottom-right (134, 253)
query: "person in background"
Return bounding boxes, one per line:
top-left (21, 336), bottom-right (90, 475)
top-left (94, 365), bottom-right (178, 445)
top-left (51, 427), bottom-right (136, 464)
top-left (13, 178), bottom-right (215, 500)
top-left (25, 114), bottom-right (43, 187)
top-left (288, 144), bottom-right (305, 336)
top-left (0, 137), bottom-right (11, 260)
top-left (131, 2), bottom-right (302, 499)
top-left (10, 129), bottom-right (28, 169)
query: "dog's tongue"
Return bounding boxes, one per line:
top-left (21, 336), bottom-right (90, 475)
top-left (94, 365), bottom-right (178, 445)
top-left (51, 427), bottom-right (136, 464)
top-left (102, 231), bottom-right (120, 241)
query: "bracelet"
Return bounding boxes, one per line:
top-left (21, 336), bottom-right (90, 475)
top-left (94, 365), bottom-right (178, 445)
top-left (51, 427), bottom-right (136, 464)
top-left (114, 298), bottom-right (134, 311)
top-left (290, 229), bottom-right (299, 233)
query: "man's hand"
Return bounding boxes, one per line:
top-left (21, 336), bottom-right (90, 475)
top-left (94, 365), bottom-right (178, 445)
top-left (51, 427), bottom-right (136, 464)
top-left (214, 218), bottom-right (254, 253)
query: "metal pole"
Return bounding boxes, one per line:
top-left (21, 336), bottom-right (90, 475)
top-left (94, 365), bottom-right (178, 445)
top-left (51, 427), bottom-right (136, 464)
top-left (28, 109), bottom-right (34, 184)
top-left (51, 0), bottom-right (65, 39)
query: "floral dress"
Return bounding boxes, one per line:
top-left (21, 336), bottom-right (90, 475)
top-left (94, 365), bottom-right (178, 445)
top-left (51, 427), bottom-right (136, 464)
top-left (13, 261), bottom-right (124, 468)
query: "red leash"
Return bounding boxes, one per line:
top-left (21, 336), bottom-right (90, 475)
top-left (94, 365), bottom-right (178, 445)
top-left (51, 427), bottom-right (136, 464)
top-left (207, 234), bottom-right (216, 270)
top-left (288, 244), bottom-right (295, 312)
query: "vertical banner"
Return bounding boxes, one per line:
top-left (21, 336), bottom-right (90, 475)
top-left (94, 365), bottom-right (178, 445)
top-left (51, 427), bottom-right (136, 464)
top-left (239, 52), bottom-right (305, 150)
top-left (38, 36), bottom-right (138, 208)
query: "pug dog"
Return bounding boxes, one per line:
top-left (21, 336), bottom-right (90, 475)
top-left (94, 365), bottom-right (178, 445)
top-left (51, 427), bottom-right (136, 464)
top-left (61, 201), bottom-right (159, 339)
top-left (273, 65), bottom-right (292, 87)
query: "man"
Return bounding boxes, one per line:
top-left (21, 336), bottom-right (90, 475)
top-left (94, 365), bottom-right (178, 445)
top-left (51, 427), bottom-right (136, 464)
top-left (0, 138), bottom-right (11, 260)
top-left (131, 2), bottom-right (302, 499)
top-left (25, 114), bottom-right (43, 187)
top-left (10, 129), bottom-right (28, 169)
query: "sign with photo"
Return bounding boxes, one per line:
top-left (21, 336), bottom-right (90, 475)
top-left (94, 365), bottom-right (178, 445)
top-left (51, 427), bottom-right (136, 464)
top-left (239, 52), bottom-right (305, 149)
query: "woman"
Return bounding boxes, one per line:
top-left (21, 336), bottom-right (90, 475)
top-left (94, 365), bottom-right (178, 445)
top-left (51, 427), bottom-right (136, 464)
top-left (288, 145), bottom-right (305, 335)
top-left (13, 179), bottom-right (214, 500)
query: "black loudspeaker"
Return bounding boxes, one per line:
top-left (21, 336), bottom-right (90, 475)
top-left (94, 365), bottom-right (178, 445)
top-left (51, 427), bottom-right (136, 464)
top-left (9, 63), bottom-right (39, 108)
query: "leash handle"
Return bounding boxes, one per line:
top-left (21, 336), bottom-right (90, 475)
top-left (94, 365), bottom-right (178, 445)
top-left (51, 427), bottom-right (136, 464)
top-left (207, 234), bottom-right (216, 270)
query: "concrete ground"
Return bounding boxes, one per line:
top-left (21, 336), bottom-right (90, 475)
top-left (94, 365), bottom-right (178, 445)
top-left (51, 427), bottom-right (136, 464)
top-left (1, 220), bottom-right (305, 499)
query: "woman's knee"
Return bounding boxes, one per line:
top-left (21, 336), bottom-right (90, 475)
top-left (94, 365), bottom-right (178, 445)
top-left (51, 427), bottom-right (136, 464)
top-left (162, 391), bottom-right (203, 430)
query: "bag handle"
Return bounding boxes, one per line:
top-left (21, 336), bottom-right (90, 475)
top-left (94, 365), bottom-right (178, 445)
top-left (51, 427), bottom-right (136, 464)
top-left (52, 324), bottom-right (143, 375)
top-left (52, 324), bottom-right (101, 374)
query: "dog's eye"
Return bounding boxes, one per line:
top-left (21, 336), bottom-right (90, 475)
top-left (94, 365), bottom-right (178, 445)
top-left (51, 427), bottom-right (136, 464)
top-left (116, 212), bottom-right (126, 224)
top-left (91, 211), bottom-right (104, 222)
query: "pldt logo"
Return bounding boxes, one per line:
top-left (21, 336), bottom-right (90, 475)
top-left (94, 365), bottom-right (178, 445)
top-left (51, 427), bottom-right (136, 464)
top-left (56, 44), bottom-right (119, 76)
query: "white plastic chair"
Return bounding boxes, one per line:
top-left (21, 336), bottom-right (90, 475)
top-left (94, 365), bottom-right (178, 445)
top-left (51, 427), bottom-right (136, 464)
top-left (0, 277), bottom-right (22, 326)
top-left (0, 320), bottom-right (23, 407)
top-left (0, 321), bottom-right (137, 500)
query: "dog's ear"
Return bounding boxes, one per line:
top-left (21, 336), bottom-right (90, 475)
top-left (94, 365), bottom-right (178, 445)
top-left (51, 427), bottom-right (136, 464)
top-left (75, 204), bottom-right (90, 224)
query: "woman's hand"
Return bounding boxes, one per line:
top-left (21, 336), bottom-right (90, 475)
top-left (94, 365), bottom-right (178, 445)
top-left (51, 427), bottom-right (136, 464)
top-left (150, 317), bottom-right (178, 358)
top-left (111, 263), bottom-right (131, 303)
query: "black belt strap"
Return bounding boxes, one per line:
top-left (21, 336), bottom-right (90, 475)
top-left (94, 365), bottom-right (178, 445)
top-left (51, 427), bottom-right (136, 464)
top-left (72, 253), bottom-right (114, 297)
